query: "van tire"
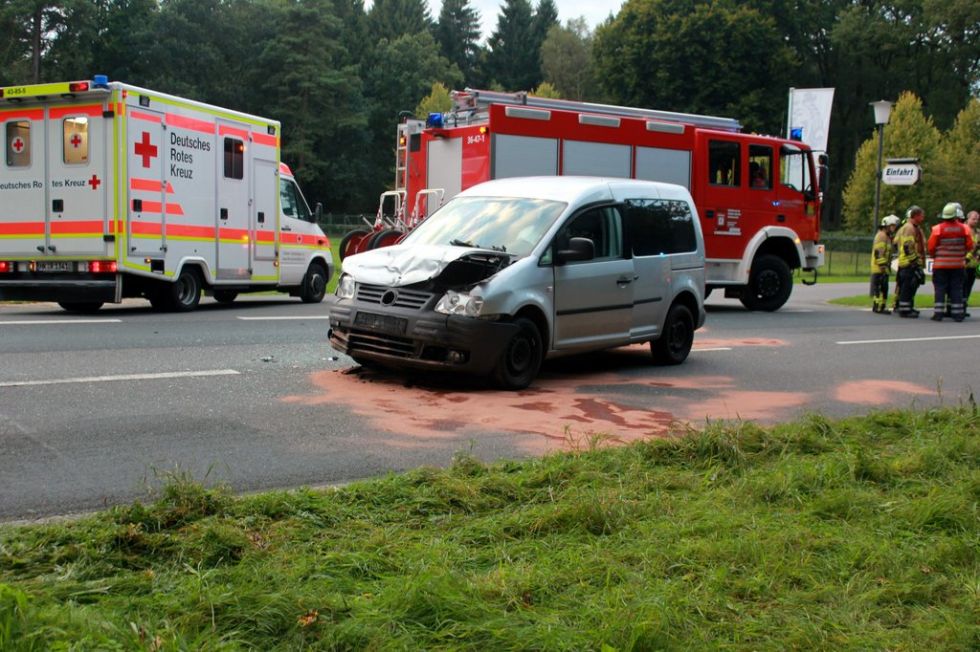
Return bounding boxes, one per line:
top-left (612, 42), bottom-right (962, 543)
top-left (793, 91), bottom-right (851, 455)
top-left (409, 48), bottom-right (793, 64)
top-left (740, 255), bottom-right (792, 311)
top-left (492, 317), bottom-right (543, 390)
top-left (651, 304), bottom-right (694, 365)
top-left (213, 290), bottom-right (238, 304)
top-left (299, 262), bottom-right (328, 303)
top-left (339, 229), bottom-right (370, 260)
top-left (151, 268), bottom-right (201, 312)
top-left (58, 301), bottom-right (103, 313)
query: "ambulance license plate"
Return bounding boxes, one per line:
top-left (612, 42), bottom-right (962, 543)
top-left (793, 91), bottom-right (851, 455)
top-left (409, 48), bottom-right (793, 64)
top-left (35, 261), bottom-right (73, 273)
top-left (355, 311), bottom-right (407, 334)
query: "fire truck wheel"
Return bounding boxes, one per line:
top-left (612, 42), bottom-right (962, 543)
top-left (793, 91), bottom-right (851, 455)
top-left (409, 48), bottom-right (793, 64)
top-left (212, 290), bottom-right (238, 304)
top-left (57, 301), bottom-right (103, 313)
top-left (300, 262), bottom-right (328, 303)
top-left (492, 317), bottom-right (543, 390)
top-left (740, 255), bottom-right (792, 312)
top-left (651, 303), bottom-right (693, 365)
top-left (339, 229), bottom-right (370, 260)
top-left (368, 228), bottom-right (403, 250)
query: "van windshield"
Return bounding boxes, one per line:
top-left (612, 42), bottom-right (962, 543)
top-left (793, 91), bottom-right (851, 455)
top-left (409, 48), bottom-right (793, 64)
top-left (402, 196), bottom-right (566, 257)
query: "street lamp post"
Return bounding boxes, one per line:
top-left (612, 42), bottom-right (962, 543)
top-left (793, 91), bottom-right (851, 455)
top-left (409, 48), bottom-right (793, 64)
top-left (870, 100), bottom-right (894, 233)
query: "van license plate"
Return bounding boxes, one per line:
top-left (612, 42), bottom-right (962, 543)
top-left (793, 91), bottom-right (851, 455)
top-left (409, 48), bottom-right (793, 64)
top-left (35, 261), bottom-right (73, 272)
top-left (355, 311), bottom-right (407, 334)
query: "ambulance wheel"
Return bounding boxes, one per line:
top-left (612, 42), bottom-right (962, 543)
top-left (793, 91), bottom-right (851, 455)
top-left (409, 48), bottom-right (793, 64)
top-left (368, 228), bottom-right (403, 250)
top-left (651, 304), bottom-right (693, 365)
top-left (213, 290), bottom-right (238, 304)
top-left (300, 262), bottom-right (328, 303)
top-left (740, 255), bottom-right (792, 312)
top-left (492, 317), bottom-right (542, 391)
top-left (152, 268), bottom-right (201, 312)
top-left (339, 229), bottom-right (370, 260)
top-left (58, 301), bottom-right (103, 313)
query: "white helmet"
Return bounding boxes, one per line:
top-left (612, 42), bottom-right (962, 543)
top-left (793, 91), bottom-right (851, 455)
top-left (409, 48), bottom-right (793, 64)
top-left (881, 214), bottom-right (900, 227)
top-left (941, 202), bottom-right (963, 220)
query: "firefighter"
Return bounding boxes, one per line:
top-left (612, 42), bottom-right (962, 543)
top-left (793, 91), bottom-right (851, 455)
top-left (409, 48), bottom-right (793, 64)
top-left (927, 202), bottom-right (974, 322)
top-left (870, 214), bottom-right (900, 313)
top-left (963, 210), bottom-right (978, 316)
top-left (895, 205), bottom-right (927, 318)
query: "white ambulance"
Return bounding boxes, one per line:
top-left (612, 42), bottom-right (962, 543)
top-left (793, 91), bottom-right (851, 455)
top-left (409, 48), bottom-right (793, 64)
top-left (0, 76), bottom-right (332, 312)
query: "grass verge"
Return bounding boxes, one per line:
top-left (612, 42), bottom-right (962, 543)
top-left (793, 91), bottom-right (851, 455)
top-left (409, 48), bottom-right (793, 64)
top-left (830, 289), bottom-right (980, 309)
top-left (2, 407), bottom-right (977, 650)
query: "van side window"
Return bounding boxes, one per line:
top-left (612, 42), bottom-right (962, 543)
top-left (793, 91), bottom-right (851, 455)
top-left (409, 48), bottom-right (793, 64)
top-left (556, 206), bottom-right (623, 261)
top-left (749, 145), bottom-right (772, 189)
top-left (708, 140), bottom-right (740, 186)
top-left (223, 137), bottom-right (244, 179)
top-left (6, 121), bottom-right (30, 167)
top-left (625, 198), bottom-right (697, 255)
top-left (63, 117), bottom-right (89, 165)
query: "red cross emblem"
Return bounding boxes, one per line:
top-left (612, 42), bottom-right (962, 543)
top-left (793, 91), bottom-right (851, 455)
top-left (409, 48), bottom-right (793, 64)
top-left (134, 131), bottom-right (157, 168)
top-left (88, 174), bottom-right (101, 190)
top-left (11, 137), bottom-right (25, 153)
top-left (70, 134), bottom-right (82, 148)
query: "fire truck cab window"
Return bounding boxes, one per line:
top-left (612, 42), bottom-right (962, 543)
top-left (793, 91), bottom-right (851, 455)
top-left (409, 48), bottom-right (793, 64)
top-left (223, 137), bottom-right (244, 179)
top-left (63, 117), bottom-right (89, 165)
top-left (6, 121), bottom-right (30, 167)
top-left (625, 199), bottom-right (697, 255)
top-left (749, 145), bottom-right (772, 189)
top-left (557, 206), bottom-right (623, 261)
top-left (708, 140), bottom-right (740, 187)
top-left (280, 178), bottom-right (311, 222)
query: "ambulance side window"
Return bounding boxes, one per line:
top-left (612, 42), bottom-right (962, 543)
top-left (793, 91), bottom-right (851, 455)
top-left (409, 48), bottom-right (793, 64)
top-left (708, 140), bottom-right (740, 187)
top-left (223, 137), bottom-right (244, 179)
top-left (63, 118), bottom-right (89, 165)
top-left (280, 179), bottom-right (311, 222)
top-left (6, 121), bottom-right (30, 167)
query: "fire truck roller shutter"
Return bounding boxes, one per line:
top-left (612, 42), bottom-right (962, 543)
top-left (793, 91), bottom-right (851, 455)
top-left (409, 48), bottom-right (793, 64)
top-left (562, 141), bottom-right (631, 178)
top-left (427, 138), bottom-right (463, 203)
top-left (635, 147), bottom-right (692, 190)
top-left (492, 135), bottom-right (558, 178)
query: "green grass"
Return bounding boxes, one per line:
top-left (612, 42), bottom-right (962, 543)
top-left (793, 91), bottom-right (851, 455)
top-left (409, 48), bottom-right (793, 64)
top-left (830, 288), bottom-right (980, 309)
top-left (2, 407), bottom-right (978, 650)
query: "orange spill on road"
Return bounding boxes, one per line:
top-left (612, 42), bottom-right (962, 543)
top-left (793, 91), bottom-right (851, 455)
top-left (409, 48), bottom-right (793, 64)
top-left (833, 380), bottom-right (934, 405)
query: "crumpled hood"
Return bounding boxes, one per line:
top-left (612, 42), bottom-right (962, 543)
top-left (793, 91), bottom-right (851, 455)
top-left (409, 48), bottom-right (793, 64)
top-left (342, 244), bottom-right (509, 288)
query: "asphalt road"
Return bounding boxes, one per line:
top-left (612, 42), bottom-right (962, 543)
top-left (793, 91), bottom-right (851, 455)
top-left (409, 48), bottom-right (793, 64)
top-left (2, 285), bottom-right (978, 522)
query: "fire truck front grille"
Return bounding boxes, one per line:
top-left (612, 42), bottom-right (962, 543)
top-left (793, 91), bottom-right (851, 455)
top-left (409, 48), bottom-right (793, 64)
top-left (356, 284), bottom-right (432, 310)
top-left (348, 329), bottom-right (416, 358)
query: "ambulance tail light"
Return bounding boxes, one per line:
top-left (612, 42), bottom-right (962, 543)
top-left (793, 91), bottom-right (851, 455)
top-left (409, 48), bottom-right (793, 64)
top-left (0, 261), bottom-right (12, 273)
top-left (87, 260), bottom-right (117, 273)
top-left (68, 81), bottom-right (90, 93)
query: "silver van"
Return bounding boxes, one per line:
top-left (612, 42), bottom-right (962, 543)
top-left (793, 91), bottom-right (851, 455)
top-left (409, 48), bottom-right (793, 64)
top-left (328, 177), bottom-right (706, 389)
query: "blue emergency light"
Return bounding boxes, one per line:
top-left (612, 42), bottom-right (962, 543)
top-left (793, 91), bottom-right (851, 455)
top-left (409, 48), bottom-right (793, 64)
top-left (92, 74), bottom-right (110, 90)
top-left (790, 127), bottom-right (804, 141)
top-left (426, 112), bottom-right (444, 129)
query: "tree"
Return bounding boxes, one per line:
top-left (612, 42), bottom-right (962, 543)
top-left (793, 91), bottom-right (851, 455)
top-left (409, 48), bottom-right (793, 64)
top-left (842, 92), bottom-right (943, 232)
top-left (932, 99), bottom-right (980, 213)
top-left (435, 0), bottom-right (482, 85)
top-left (368, 0), bottom-right (431, 41)
top-left (415, 81), bottom-right (453, 118)
top-left (540, 18), bottom-right (595, 101)
top-left (532, 81), bottom-right (560, 98)
top-left (486, 0), bottom-right (537, 91)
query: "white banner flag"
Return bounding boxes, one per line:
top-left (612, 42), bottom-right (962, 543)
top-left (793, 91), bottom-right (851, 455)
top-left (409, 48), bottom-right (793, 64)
top-left (786, 88), bottom-right (835, 152)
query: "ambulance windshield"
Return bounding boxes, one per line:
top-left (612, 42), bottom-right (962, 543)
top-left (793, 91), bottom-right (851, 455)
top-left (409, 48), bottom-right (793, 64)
top-left (402, 196), bottom-right (566, 258)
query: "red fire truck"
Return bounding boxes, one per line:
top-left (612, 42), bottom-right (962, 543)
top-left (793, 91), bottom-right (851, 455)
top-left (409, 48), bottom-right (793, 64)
top-left (390, 89), bottom-right (825, 311)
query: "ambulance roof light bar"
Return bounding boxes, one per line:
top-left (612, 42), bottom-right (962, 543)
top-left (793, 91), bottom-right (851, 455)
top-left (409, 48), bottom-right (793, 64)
top-left (452, 88), bottom-right (743, 133)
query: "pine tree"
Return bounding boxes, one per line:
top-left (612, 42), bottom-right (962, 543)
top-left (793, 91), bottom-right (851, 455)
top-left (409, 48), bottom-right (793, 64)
top-left (368, 0), bottom-right (432, 41)
top-left (486, 0), bottom-right (537, 91)
top-left (435, 0), bottom-right (482, 85)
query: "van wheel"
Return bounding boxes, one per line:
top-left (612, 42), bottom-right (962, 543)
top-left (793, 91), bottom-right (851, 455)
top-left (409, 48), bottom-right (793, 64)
top-left (492, 318), bottom-right (543, 390)
top-left (300, 262), bottom-right (328, 303)
top-left (58, 301), bottom-right (103, 313)
top-left (651, 304), bottom-right (693, 365)
top-left (213, 290), bottom-right (238, 304)
top-left (368, 228), bottom-right (403, 250)
top-left (152, 268), bottom-right (201, 312)
top-left (339, 229), bottom-right (370, 260)
top-left (740, 255), bottom-right (792, 311)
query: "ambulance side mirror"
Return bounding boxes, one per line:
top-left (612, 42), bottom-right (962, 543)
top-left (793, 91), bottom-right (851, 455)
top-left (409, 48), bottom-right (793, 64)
top-left (314, 202), bottom-right (323, 223)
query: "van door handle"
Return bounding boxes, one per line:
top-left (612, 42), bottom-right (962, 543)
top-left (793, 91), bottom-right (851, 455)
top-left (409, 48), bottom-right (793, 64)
top-left (281, 225), bottom-right (292, 232)
top-left (616, 275), bottom-right (637, 285)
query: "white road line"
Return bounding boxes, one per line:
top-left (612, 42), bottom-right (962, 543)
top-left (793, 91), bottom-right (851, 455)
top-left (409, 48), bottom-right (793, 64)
top-left (694, 347), bottom-right (733, 352)
top-left (0, 319), bottom-right (122, 325)
top-left (0, 369), bottom-right (240, 388)
top-left (237, 316), bottom-right (331, 321)
top-left (838, 333), bottom-right (980, 345)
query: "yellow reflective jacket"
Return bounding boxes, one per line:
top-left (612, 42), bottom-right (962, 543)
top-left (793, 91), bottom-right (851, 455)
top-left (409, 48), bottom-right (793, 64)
top-left (966, 226), bottom-right (980, 270)
top-left (871, 230), bottom-right (893, 273)
top-left (895, 221), bottom-right (925, 268)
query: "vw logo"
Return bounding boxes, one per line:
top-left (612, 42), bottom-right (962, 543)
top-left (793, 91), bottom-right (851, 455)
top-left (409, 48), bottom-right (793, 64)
top-left (381, 290), bottom-right (397, 305)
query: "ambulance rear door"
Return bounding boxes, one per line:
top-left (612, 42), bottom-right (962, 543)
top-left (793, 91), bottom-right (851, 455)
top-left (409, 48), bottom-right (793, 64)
top-left (1, 107), bottom-right (45, 256)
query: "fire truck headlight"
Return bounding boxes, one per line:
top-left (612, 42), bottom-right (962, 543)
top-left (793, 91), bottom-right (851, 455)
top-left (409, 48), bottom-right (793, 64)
top-left (336, 274), bottom-right (356, 299)
top-left (435, 290), bottom-right (484, 317)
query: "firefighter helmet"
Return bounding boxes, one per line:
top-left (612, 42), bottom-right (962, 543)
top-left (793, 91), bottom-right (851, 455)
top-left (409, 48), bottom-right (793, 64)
top-left (906, 205), bottom-right (923, 220)
top-left (941, 202), bottom-right (962, 220)
top-left (881, 214), bottom-right (900, 227)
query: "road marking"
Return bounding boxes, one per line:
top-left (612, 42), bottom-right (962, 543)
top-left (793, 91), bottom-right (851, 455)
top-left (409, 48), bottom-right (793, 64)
top-left (694, 347), bottom-right (733, 352)
top-left (0, 318), bottom-right (122, 325)
top-left (0, 369), bottom-right (240, 388)
top-left (838, 333), bottom-right (980, 345)
top-left (237, 315), bottom-right (331, 321)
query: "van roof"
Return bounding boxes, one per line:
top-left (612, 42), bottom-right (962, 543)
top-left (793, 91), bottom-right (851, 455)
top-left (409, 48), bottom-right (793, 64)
top-left (456, 176), bottom-right (692, 205)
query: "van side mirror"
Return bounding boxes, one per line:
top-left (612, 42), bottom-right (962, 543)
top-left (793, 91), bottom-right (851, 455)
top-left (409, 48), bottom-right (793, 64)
top-left (556, 237), bottom-right (595, 264)
top-left (314, 202), bottom-right (323, 223)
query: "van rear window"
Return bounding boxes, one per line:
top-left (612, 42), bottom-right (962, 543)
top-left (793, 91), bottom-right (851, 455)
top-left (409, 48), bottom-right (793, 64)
top-left (63, 117), bottom-right (89, 164)
top-left (6, 121), bottom-right (30, 167)
top-left (626, 199), bottom-right (697, 255)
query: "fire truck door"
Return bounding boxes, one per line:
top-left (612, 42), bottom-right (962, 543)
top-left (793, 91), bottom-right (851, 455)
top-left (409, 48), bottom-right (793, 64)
top-left (127, 109), bottom-right (166, 258)
top-left (427, 138), bottom-right (462, 206)
top-left (0, 110), bottom-right (45, 256)
top-left (216, 128), bottom-right (251, 279)
top-left (47, 105), bottom-right (109, 257)
top-left (251, 158), bottom-right (278, 280)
